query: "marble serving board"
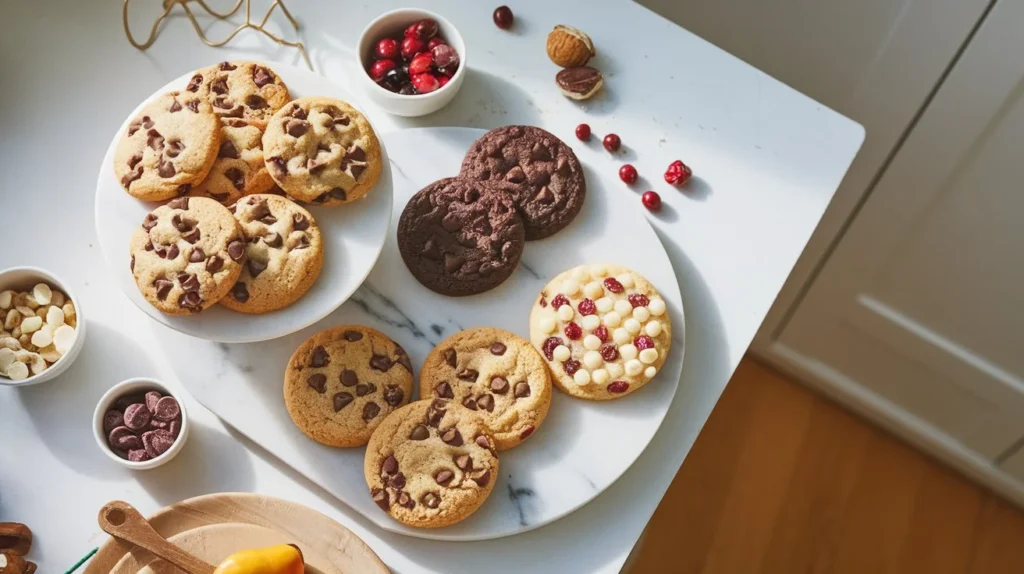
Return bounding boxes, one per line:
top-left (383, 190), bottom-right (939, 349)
top-left (161, 127), bottom-right (685, 540)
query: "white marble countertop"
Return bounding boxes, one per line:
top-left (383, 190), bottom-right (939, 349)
top-left (0, 1), bottom-right (862, 572)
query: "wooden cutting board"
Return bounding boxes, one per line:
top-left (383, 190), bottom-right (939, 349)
top-left (85, 493), bottom-right (388, 574)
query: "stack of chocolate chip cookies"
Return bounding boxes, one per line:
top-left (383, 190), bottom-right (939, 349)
top-left (398, 125), bottom-right (586, 296)
top-left (116, 61), bottom-right (383, 315)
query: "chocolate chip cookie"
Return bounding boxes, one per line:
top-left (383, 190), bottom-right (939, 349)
top-left (262, 97), bottom-right (382, 206)
top-left (114, 91), bottom-right (221, 201)
top-left (185, 61), bottom-right (290, 127)
top-left (364, 399), bottom-right (499, 528)
top-left (397, 177), bottom-right (525, 297)
top-left (189, 118), bottom-right (275, 204)
top-left (220, 194), bottom-right (324, 314)
top-left (460, 125), bottom-right (586, 240)
top-left (529, 264), bottom-right (672, 400)
top-left (129, 197), bottom-right (246, 315)
top-left (285, 326), bottom-right (413, 447)
top-left (420, 327), bottom-right (551, 450)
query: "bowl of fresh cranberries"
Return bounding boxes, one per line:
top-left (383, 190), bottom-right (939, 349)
top-left (358, 8), bottom-right (466, 116)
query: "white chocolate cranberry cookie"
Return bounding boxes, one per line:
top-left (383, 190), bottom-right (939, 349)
top-left (364, 399), bottom-right (498, 528)
top-left (529, 264), bottom-right (671, 400)
top-left (129, 197), bottom-right (246, 315)
top-left (220, 195), bottom-right (324, 314)
top-left (189, 118), bottom-right (275, 204)
top-left (185, 61), bottom-right (290, 127)
top-left (419, 327), bottom-right (551, 451)
top-left (262, 97), bottom-right (382, 206)
top-left (114, 91), bottom-right (221, 201)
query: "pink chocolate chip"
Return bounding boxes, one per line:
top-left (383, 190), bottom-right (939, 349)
top-left (109, 426), bottom-right (142, 451)
top-left (123, 403), bottom-right (151, 431)
top-left (142, 429), bottom-right (175, 458)
top-left (153, 396), bottom-right (181, 422)
top-left (103, 410), bottom-right (125, 434)
top-left (170, 419), bottom-right (182, 438)
top-left (145, 391), bottom-right (162, 413)
top-left (150, 419), bottom-right (170, 430)
top-left (128, 449), bottom-right (152, 462)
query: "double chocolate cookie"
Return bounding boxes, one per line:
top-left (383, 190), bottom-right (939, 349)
top-left (284, 326), bottom-right (413, 447)
top-left (397, 178), bottom-right (525, 297)
top-left (460, 125), bottom-right (586, 240)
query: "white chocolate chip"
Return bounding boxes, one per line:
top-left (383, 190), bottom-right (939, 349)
top-left (639, 348), bottom-right (659, 364)
top-left (6, 361), bottom-right (28, 380)
top-left (17, 334), bottom-right (30, 348)
top-left (31, 325), bottom-right (53, 348)
top-left (583, 350), bottom-right (603, 369)
top-left (592, 368), bottom-right (609, 385)
top-left (28, 353), bottom-right (46, 375)
top-left (617, 274), bottom-right (635, 288)
top-left (32, 283), bottom-right (52, 306)
top-left (572, 267), bottom-right (590, 282)
top-left (34, 307), bottom-right (47, 319)
top-left (583, 334), bottom-right (602, 351)
top-left (0, 291), bottom-right (12, 309)
top-left (620, 343), bottom-right (638, 361)
top-left (589, 264), bottom-right (608, 277)
top-left (573, 369), bottom-right (591, 385)
top-left (540, 317), bottom-right (557, 333)
top-left (0, 347), bottom-right (15, 373)
top-left (581, 315), bottom-right (601, 331)
top-left (553, 345), bottom-right (571, 362)
top-left (46, 306), bottom-right (64, 327)
top-left (14, 349), bottom-right (34, 363)
top-left (603, 311), bottom-right (621, 327)
top-left (53, 325), bottom-right (76, 355)
top-left (62, 302), bottom-right (76, 322)
top-left (644, 366), bottom-right (658, 379)
top-left (39, 344), bottom-right (61, 363)
top-left (583, 282), bottom-right (604, 299)
top-left (22, 295), bottom-right (39, 310)
top-left (16, 306), bottom-right (35, 318)
top-left (556, 305), bottom-right (575, 322)
top-left (624, 318), bottom-right (642, 334)
top-left (4, 309), bottom-right (19, 330)
top-left (633, 306), bottom-right (650, 322)
top-left (50, 290), bottom-right (65, 308)
top-left (645, 320), bottom-right (663, 337)
top-left (561, 279), bottom-right (580, 295)
top-left (595, 297), bottom-right (613, 313)
top-left (614, 299), bottom-right (632, 316)
top-left (625, 359), bottom-right (644, 376)
top-left (11, 327), bottom-right (20, 339)
top-left (613, 328), bottom-right (631, 344)
top-left (606, 362), bottom-right (624, 378)
top-left (20, 316), bottom-right (42, 334)
top-left (0, 337), bottom-right (20, 351)
top-left (648, 298), bottom-right (666, 316)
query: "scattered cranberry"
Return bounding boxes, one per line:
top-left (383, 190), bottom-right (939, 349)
top-left (634, 335), bottom-right (654, 350)
top-left (376, 38), bottom-right (400, 60)
top-left (563, 359), bottom-right (581, 375)
top-left (550, 294), bottom-right (570, 309)
top-left (665, 160), bottom-right (692, 186)
top-left (593, 325), bottom-right (609, 342)
top-left (575, 123), bottom-right (591, 141)
top-left (600, 344), bottom-right (619, 362)
top-left (437, 76), bottom-right (451, 88)
top-left (564, 322), bottom-right (582, 340)
top-left (411, 73), bottom-right (440, 94)
top-left (409, 52), bottom-right (434, 76)
top-left (627, 293), bottom-right (650, 308)
top-left (619, 164), bottom-right (638, 185)
top-left (493, 5), bottom-right (514, 29)
top-left (642, 191), bottom-right (662, 212)
top-left (542, 337), bottom-right (563, 361)
top-left (427, 37), bottom-right (447, 50)
top-left (431, 44), bottom-right (459, 68)
top-left (370, 59), bottom-right (397, 81)
top-left (608, 381), bottom-right (630, 394)
top-left (603, 277), bottom-right (624, 293)
top-left (603, 133), bottom-right (621, 152)
top-left (577, 298), bottom-right (596, 315)
top-left (401, 36), bottom-right (425, 59)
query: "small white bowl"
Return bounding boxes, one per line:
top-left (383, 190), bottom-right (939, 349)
top-left (0, 266), bottom-right (86, 387)
top-left (357, 8), bottom-right (467, 117)
top-left (93, 377), bottom-right (190, 470)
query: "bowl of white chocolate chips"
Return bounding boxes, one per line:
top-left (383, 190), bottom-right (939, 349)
top-left (0, 267), bottom-right (84, 386)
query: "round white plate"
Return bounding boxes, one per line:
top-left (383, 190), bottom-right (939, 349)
top-left (94, 64), bottom-right (393, 343)
top-left (160, 127), bottom-right (685, 540)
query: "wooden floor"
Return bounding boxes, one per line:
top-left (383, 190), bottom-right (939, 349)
top-left (630, 358), bottom-right (1024, 574)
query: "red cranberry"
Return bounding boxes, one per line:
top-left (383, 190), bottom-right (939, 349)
top-left (541, 337), bottom-right (563, 360)
top-left (642, 191), bottom-right (662, 212)
top-left (401, 36), bottom-right (425, 59)
top-left (551, 294), bottom-right (570, 309)
top-left (411, 73), bottom-right (440, 94)
top-left (437, 65), bottom-right (457, 78)
top-left (411, 19), bottom-right (438, 40)
top-left (409, 52), bottom-right (434, 76)
top-left (575, 123), bottom-right (591, 141)
top-left (370, 59), bottom-right (397, 82)
top-left (594, 325), bottom-right (609, 342)
top-left (437, 75), bottom-right (451, 88)
top-left (427, 37), bottom-right (447, 50)
top-left (599, 344), bottom-right (619, 362)
top-left (431, 44), bottom-right (459, 68)
top-left (375, 38), bottom-right (400, 60)
top-left (493, 5), bottom-right (514, 29)
top-left (603, 133), bottom-right (621, 152)
top-left (577, 298), bottom-right (596, 315)
top-left (608, 381), bottom-right (630, 394)
top-left (665, 160), bottom-right (692, 186)
top-left (564, 322), bottom-right (582, 340)
top-left (603, 277), bottom-right (624, 293)
top-left (627, 293), bottom-right (650, 308)
top-left (619, 164), bottom-right (638, 184)
top-left (634, 335), bottom-right (654, 350)
top-left (404, 22), bottom-right (419, 37)
top-left (563, 359), bottom-right (581, 375)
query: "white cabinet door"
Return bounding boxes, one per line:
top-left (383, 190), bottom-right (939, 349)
top-left (777, 0), bottom-right (1024, 462)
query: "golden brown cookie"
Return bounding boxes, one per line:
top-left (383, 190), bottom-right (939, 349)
top-left (419, 327), bottom-right (551, 450)
top-left (364, 399), bottom-right (498, 528)
top-left (189, 118), bottom-right (275, 204)
top-left (284, 326), bottom-right (413, 447)
top-left (185, 61), bottom-right (290, 127)
top-left (529, 264), bottom-right (671, 400)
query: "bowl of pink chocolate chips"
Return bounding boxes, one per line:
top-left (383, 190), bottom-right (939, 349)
top-left (93, 378), bottom-right (189, 470)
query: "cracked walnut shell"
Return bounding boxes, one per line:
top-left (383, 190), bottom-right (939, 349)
top-left (546, 25), bottom-right (595, 68)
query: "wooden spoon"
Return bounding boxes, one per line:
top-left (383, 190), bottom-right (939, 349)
top-left (98, 501), bottom-right (216, 574)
